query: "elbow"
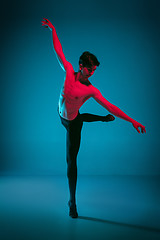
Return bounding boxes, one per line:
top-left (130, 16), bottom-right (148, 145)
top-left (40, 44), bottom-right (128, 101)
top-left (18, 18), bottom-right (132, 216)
top-left (107, 104), bottom-right (116, 115)
top-left (109, 105), bottom-right (121, 118)
top-left (54, 48), bottom-right (62, 57)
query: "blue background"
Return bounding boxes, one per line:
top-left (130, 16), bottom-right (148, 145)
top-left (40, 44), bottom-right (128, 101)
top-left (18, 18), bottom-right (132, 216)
top-left (1, 0), bottom-right (160, 176)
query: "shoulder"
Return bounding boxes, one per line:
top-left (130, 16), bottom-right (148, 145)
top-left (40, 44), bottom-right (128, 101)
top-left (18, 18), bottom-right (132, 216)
top-left (64, 62), bottom-right (76, 84)
top-left (65, 62), bottom-right (75, 73)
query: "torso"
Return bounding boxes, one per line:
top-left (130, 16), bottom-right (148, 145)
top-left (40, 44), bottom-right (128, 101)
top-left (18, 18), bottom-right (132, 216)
top-left (58, 68), bottom-right (94, 120)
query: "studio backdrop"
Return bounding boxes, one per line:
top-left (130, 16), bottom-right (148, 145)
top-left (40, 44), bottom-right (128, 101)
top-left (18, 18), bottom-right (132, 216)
top-left (1, 0), bottom-right (160, 176)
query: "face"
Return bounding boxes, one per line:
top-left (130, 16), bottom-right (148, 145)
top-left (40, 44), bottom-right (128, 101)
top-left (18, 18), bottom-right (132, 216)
top-left (80, 65), bottom-right (97, 79)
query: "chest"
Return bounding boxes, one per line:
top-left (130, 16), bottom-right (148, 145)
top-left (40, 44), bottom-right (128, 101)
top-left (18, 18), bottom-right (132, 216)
top-left (63, 81), bottom-right (92, 101)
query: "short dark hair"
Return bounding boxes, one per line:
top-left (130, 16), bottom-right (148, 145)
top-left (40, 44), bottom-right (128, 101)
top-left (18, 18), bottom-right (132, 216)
top-left (79, 51), bottom-right (100, 68)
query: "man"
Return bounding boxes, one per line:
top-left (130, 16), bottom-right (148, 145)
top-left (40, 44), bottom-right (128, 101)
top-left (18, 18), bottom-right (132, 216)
top-left (41, 18), bottom-right (146, 218)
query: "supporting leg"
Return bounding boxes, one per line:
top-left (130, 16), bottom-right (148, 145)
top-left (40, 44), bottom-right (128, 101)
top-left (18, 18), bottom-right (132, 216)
top-left (66, 118), bottom-right (83, 218)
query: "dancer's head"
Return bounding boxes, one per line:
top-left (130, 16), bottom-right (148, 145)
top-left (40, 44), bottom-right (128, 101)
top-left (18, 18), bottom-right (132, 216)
top-left (78, 51), bottom-right (100, 78)
top-left (79, 51), bottom-right (100, 68)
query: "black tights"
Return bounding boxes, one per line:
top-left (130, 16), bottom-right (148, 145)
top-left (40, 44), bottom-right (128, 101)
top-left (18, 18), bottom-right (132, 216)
top-left (60, 112), bottom-right (110, 205)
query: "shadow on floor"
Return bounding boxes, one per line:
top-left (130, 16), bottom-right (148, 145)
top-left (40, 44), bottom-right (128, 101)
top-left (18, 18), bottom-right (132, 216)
top-left (78, 216), bottom-right (160, 233)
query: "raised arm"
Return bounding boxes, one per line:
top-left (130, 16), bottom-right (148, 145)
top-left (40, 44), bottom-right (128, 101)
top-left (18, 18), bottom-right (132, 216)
top-left (41, 18), bottom-right (73, 72)
top-left (92, 87), bottom-right (146, 134)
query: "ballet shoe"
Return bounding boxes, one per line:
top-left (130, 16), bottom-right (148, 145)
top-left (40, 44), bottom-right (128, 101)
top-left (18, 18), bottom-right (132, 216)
top-left (68, 200), bottom-right (78, 218)
top-left (102, 114), bottom-right (115, 122)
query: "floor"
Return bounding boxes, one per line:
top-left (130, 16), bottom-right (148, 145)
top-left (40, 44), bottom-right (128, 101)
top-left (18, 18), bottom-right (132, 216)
top-left (0, 175), bottom-right (160, 240)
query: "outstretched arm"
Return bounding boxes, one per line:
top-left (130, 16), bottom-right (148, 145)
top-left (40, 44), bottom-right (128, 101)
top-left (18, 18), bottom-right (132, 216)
top-left (92, 88), bottom-right (146, 134)
top-left (41, 18), bottom-right (72, 71)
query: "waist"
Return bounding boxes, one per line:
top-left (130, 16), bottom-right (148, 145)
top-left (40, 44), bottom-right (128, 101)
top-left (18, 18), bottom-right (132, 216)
top-left (58, 104), bottom-right (80, 120)
top-left (58, 106), bottom-right (80, 121)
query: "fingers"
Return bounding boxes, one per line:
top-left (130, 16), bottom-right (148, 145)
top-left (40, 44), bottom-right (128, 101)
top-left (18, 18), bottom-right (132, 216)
top-left (134, 122), bottom-right (146, 134)
top-left (137, 128), bottom-right (140, 133)
top-left (41, 21), bottom-right (49, 29)
top-left (41, 21), bottom-right (46, 25)
top-left (137, 125), bottom-right (146, 134)
top-left (43, 18), bottom-right (49, 22)
top-left (41, 18), bottom-right (49, 27)
top-left (141, 127), bottom-right (146, 134)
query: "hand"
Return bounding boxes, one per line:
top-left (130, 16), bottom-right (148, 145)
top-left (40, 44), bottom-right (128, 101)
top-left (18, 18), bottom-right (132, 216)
top-left (41, 18), bottom-right (54, 31)
top-left (103, 114), bottom-right (115, 122)
top-left (132, 121), bottom-right (146, 134)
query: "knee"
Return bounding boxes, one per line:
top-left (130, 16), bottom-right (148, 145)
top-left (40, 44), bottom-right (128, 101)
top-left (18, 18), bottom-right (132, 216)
top-left (67, 145), bottom-right (80, 161)
top-left (67, 163), bottom-right (77, 179)
top-left (67, 157), bottom-right (77, 168)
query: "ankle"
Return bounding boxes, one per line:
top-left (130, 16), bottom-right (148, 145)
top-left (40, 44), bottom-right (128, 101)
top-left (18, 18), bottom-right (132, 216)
top-left (68, 199), bottom-right (76, 207)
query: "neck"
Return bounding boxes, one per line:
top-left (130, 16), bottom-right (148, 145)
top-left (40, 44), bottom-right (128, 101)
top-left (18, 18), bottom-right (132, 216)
top-left (75, 72), bottom-right (91, 86)
top-left (76, 71), bottom-right (88, 82)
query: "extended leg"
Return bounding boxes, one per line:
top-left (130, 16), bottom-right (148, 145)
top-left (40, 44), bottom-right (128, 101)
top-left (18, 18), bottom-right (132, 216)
top-left (80, 113), bottom-right (115, 122)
